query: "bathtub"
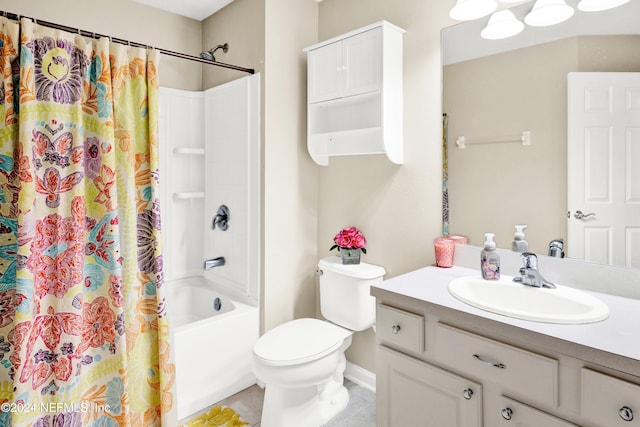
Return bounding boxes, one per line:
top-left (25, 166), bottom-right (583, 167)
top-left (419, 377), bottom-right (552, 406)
top-left (166, 276), bottom-right (259, 420)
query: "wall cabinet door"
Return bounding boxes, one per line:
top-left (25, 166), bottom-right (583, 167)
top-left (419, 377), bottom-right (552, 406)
top-left (307, 27), bottom-right (382, 103)
top-left (378, 346), bottom-right (482, 427)
top-left (307, 41), bottom-right (342, 103)
top-left (341, 27), bottom-right (382, 98)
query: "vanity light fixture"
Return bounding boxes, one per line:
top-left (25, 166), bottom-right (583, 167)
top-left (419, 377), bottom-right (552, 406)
top-left (524, 0), bottom-right (575, 26)
top-left (577, 0), bottom-right (630, 11)
top-left (450, 0), bottom-right (498, 21)
top-left (481, 10), bottom-right (525, 39)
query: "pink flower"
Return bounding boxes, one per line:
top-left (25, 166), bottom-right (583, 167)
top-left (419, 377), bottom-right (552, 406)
top-left (331, 227), bottom-right (367, 253)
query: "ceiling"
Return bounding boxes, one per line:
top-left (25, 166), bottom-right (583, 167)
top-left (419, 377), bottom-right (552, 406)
top-left (132, 0), bottom-right (323, 21)
top-left (131, 0), bottom-right (235, 21)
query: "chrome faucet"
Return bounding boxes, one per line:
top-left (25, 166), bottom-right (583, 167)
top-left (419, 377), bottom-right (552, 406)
top-left (513, 252), bottom-right (556, 289)
top-left (204, 257), bottom-right (225, 270)
top-left (548, 238), bottom-right (564, 258)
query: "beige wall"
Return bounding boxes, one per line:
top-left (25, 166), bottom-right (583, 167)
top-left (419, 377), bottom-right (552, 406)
top-left (1, 0), bottom-right (202, 90)
top-left (445, 35), bottom-right (640, 255)
top-left (263, 0), bottom-right (319, 330)
top-left (201, 0), bottom-right (265, 89)
top-left (317, 0), bottom-right (452, 372)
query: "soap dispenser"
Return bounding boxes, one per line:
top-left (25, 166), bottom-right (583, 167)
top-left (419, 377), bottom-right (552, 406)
top-left (512, 225), bottom-right (528, 253)
top-left (481, 233), bottom-right (500, 280)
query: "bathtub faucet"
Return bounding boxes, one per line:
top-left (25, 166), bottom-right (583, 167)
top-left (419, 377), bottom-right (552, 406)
top-left (204, 257), bottom-right (225, 270)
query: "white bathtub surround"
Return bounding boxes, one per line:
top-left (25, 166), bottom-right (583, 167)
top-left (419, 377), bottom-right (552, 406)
top-left (159, 75), bottom-right (261, 420)
top-left (159, 74), bottom-right (261, 306)
top-left (167, 277), bottom-right (259, 420)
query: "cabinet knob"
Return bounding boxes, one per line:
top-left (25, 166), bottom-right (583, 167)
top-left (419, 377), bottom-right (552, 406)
top-left (501, 407), bottom-right (513, 421)
top-left (391, 325), bottom-right (401, 334)
top-left (462, 388), bottom-right (473, 400)
top-left (619, 406), bottom-right (634, 422)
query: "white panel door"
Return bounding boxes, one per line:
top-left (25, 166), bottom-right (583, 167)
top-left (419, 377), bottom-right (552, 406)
top-left (568, 72), bottom-right (640, 267)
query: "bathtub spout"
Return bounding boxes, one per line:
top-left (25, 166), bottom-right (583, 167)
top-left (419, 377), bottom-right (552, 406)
top-left (204, 257), bottom-right (225, 270)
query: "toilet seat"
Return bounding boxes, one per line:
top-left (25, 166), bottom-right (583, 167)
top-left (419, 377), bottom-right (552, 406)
top-left (253, 318), bottom-right (351, 367)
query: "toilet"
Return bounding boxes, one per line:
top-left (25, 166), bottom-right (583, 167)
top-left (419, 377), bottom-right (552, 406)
top-left (252, 256), bottom-right (385, 427)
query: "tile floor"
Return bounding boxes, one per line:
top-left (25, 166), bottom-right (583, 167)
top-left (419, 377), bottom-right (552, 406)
top-left (184, 379), bottom-right (376, 427)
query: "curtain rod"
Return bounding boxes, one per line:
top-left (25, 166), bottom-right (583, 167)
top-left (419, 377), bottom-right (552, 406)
top-left (0, 10), bottom-right (255, 75)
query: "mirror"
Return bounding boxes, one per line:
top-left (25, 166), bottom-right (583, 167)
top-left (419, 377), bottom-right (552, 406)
top-left (442, 0), bottom-right (640, 267)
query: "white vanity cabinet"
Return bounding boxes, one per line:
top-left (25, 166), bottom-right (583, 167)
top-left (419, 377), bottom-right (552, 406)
top-left (373, 271), bottom-right (640, 427)
top-left (304, 21), bottom-right (404, 165)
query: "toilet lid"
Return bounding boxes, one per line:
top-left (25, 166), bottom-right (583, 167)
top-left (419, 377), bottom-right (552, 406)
top-left (253, 318), bottom-right (351, 366)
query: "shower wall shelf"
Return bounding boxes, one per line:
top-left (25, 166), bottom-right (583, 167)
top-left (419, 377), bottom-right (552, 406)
top-left (174, 147), bottom-right (205, 155)
top-left (456, 131), bottom-right (531, 149)
top-left (173, 192), bottom-right (205, 200)
top-left (304, 21), bottom-right (405, 166)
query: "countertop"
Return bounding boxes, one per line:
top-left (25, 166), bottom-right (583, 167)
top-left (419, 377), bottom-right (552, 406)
top-left (371, 265), bottom-right (640, 363)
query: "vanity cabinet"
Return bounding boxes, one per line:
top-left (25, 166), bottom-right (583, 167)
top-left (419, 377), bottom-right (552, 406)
top-left (581, 368), bottom-right (640, 426)
top-left (375, 297), bottom-right (640, 427)
top-left (378, 346), bottom-right (482, 427)
top-left (304, 21), bottom-right (404, 165)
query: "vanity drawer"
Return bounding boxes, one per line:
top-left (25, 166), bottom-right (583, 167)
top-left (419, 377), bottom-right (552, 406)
top-left (435, 323), bottom-right (558, 407)
top-left (498, 396), bottom-right (578, 426)
top-left (582, 368), bottom-right (640, 426)
top-left (377, 304), bottom-right (424, 354)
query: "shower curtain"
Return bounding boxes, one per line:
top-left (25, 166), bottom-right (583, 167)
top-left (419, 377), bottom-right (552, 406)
top-left (0, 17), bottom-right (176, 426)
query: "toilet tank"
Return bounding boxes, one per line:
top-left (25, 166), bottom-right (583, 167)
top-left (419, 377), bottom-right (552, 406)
top-left (317, 256), bottom-right (386, 331)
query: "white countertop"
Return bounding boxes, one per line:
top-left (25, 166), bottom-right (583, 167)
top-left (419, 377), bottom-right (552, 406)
top-left (372, 265), bottom-right (640, 362)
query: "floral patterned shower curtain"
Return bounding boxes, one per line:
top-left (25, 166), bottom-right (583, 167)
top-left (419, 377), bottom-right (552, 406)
top-left (0, 17), bottom-right (176, 426)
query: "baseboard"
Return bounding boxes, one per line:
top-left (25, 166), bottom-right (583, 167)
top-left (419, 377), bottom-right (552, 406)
top-left (344, 361), bottom-right (376, 393)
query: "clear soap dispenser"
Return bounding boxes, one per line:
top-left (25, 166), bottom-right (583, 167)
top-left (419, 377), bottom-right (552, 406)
top-left (481, 233), bottom-right (500, 280)
top-left (512, 225), bottom-right (528, 253)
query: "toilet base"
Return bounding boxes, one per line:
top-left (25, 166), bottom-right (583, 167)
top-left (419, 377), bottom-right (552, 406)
top-left (260, 379), bottom-right (349, 427)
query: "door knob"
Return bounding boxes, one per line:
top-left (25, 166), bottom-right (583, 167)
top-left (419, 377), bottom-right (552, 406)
top-left (574, 210), bottom-right (596, 220)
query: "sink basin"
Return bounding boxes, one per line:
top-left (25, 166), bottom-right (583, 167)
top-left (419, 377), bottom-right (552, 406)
top-left (448, 276), bottom-right (609, 324)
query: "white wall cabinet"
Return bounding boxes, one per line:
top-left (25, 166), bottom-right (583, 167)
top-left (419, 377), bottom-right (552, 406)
top-left (308, 27), bottom-right (382, 103)
top-left (374, 298), bottom-right (640, 427)
top-left (304, 21), bottom-right (404, 165)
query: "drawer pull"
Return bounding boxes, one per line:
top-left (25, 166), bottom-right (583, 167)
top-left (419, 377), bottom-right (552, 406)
top-left (619, 406), bottom-right (634, 422)
top-left (391, 325), bottom-right (401, 334)
top-left (462, 388), bottom-right (474, 400)
top-left (501, 407), bottom-right (513, 420)
top-left (473, 354), bottom-right (506, 369)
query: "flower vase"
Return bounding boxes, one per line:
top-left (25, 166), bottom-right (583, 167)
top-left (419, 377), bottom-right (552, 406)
top-left (340, 248), bottom-right (361, 265)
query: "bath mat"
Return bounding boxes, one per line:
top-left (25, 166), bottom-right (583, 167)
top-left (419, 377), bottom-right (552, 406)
top-left (180, 405), bottom-right (249, 427)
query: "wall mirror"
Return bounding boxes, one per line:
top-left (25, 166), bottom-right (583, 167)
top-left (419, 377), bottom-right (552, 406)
top-left (442, 0), bottom-right (640, 268)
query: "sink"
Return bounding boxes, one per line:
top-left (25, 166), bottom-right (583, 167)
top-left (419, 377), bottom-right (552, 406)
top-left (448, 276), bottom-right (609, 324)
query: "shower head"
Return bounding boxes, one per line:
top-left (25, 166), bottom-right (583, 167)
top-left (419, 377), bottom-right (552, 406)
top-left (200, 43), bottom-right (229, 62)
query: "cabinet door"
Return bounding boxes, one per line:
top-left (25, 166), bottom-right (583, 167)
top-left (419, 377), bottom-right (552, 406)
top-left (378, 346), bottom-right (482, 427)
top-left (341, 26), bottom-right (382, 98)
top-left (498, 396), bottom-right (579, 427)
top-left (307, 41), bottom-right (342, 103)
